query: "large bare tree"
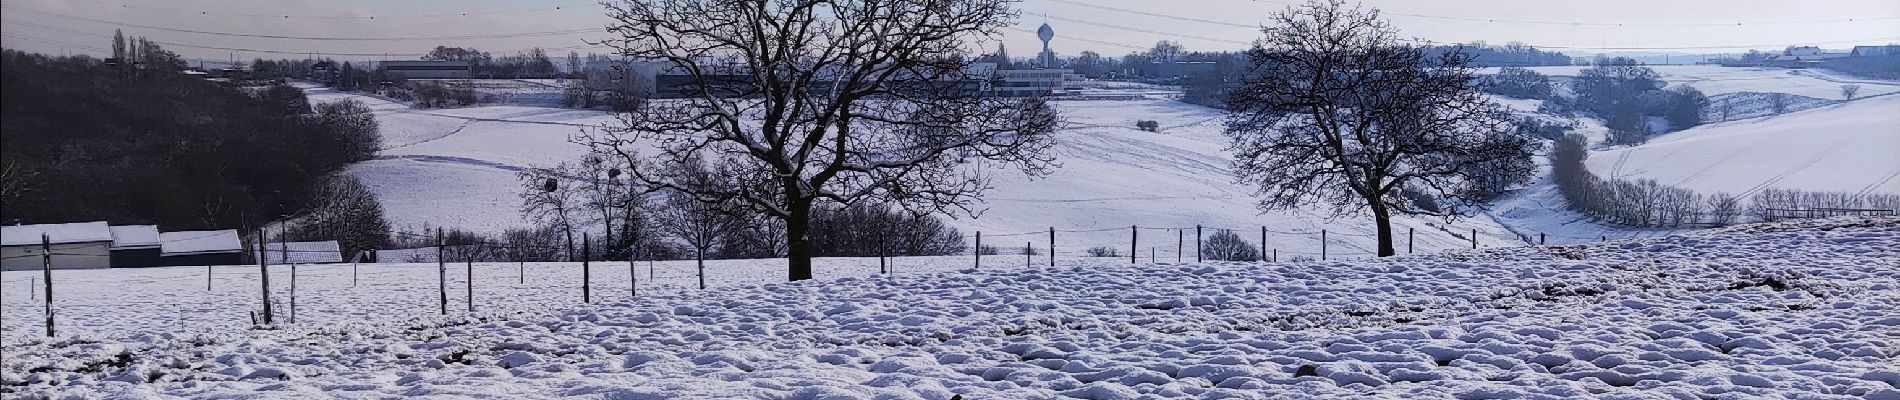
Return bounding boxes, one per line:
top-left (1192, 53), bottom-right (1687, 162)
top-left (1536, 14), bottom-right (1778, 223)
top-left (585, 0), bottom-right (1059, 280)
top-left (1224, 0), bottom-right (1537, 257)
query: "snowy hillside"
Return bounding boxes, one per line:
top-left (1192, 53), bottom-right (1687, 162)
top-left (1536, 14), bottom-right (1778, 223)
top-left (1503, 65), bottom-right (1900, 99)
top-left (302, 85), bottom-right (1527, 258)
top-left (1587, 94), bottom-right (1900, 196)
top-left (1480, 65), bottom-right (1899, 241)
top-left (5, 218), bottom-right (1897, 398)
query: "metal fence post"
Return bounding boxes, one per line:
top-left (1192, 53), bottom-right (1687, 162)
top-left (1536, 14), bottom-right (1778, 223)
top-left (436, 228), bottom-right (446, 315)
top-left (582, 232), bottom-right (592, 303)
top-left (41, 234), bottom-right (54, 337)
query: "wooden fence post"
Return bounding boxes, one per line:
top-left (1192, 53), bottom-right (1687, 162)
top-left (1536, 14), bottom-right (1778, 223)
top-left (1321, 229), bottom-right (1328, 261)
top-left (1470, 228), bottom-right (1477, 249)
top-left (1024, 242), bottom-right (1031, 268)
top-left (975, 231), bottom-right (982, 269)
top-left (255, 229), bottom-right (274, 325)
top-left (879, 235), bottom-right (887, 274)
top-left (1260, 226), bottom-right (1267, 263)
top-left (1539, 233), bottom-right (1546, 245)
top-left (466, 255), bottom-right (475, 312)
top-left (582, 233), bottom-right (592, 303)
top-left (1408, 228), bottom-right (1414, 254)
top-left (207, 264), bottom-right (213, 291)
top-left (41, 234), bottom-right (54, 337)
top-left (436, 228), bottom-right (446, 315)
top-left (1048, 227), bottom-right (1055, 268)
top-left (1130, 226), bottom-right (1137, 264)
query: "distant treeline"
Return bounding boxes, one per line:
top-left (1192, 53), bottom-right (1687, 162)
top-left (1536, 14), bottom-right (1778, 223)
top-left (1168, 41), bottom-right (1572, 109)
top-left (0, 47), bottom-right (381, 232)
top-left (1550, 134), bottom-right (1897, 228)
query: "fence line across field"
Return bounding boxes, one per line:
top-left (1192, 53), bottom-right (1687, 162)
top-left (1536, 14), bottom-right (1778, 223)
top-left (0, 218), bottom-right (1779, 339)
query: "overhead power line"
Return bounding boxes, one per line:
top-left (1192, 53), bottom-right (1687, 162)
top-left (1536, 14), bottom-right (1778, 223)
top-left (1003, 26), bottom-right (1148, 50)
top-left (1237, 0), bottom-right (1900, 27)
top-left (1032, 2), bottom-right (1900, 51)
top-left (60, 0), bottom-right (585, 20)
top-left (2, 32), bottom-right (110, 52)
top-left (1039, 14), bottom-right (1250, 45)
top-left (4, 6), bottom-right (604, 42)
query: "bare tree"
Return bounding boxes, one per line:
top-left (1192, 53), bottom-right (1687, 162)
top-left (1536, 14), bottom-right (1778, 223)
top-left (1706, 192), bottom-right (1740, 226)
top-left (577, 156), bottom-right (633, 258)
top-left (654, 159), bottom-right (739, 289)
top-left (1200, 229), bottom-right (1261, 261)
top-left (0, 159), bottom-right (36, 210)
top-left (1768, 92), bottom-right (1791, 115)
top-left (1841, 84), bottom-right (1861, 101)
top-left (585, 0), bottom-right (1060, 281)
top-left (518, 164), bottom-right (582, 260)
top-left (1224, 0), bottom-right (1538, 257)
top-left (283, 175), bottom-right (391, 258)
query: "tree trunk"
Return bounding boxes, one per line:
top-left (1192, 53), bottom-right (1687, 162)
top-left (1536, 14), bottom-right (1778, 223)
top-left (785, 201), bottom-right (815, 281)
top-left (696, 247), bottom-right (706, 290)
top-left (1372, 203), bottom-right (1396, 257)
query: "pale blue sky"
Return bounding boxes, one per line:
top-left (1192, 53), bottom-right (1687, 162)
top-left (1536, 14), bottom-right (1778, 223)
top-left (3, 0), bottom-right (1897, 62)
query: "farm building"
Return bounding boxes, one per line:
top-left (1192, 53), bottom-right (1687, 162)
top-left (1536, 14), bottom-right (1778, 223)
top-left (1, 221), bottom-right (114, 271)
top-left (261, 241), bottom-right (344, 264)
top-left (380, 60), bottom-right (472, 79)
top-left (158, 230), bottom-right (244, 266)
top-left (108, 225), bottom-right (163, 268)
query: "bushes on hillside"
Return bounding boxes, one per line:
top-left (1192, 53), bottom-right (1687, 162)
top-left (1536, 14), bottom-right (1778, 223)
top-left (1483, 67), bottom-right (1553, 99)
top-left (1568, 57), bottom-right (1710, 144)
top-left (410, 80), bottom-right (478, 108)
top-left (1200, 229), bottom-right (1261, 261)
top-left (805, 204), bottom-right (967, 257)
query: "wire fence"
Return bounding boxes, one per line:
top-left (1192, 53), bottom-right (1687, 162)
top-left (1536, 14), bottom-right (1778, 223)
top-left (2, 220), bottom-right (1683, 341)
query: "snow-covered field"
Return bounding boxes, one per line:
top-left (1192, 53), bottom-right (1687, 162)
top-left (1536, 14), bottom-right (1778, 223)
top-left (304, 84), bottom-right (1529, 257)
top-left (1586, 94), bottom-right (1900, 196)
top-left (1500, 65), bottom-right (1900, 100)
top-left (4, 217), bottom-right (1896, 398)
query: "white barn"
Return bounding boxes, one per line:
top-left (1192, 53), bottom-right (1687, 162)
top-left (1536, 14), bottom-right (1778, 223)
top-left (261, 241), bottom-right (344, 264)
top-left (158, 230), bottom-right (245, 266)
top-left (1, 221), bottom-right (115, 271)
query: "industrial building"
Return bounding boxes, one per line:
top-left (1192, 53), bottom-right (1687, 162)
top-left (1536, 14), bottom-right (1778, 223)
top-left (1, 221), bottom-right (114, 271)
top-left (108, 225), bottom-right (163, 268)
top-left (380, 60), bottom-right (473, 79)
top-left (158, 230), bottom-right (244, 267)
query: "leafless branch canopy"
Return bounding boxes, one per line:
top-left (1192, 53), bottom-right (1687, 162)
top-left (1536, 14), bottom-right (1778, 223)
top-left (1224, 0), bottom-right (1538, 256)
top-left (585, 0), bottom-right (1056, 218)
top-left (581, 0), bottom-right (1058, 279)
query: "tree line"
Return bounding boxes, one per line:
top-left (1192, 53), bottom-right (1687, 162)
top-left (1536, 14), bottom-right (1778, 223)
top-left (1, 45), bottom-right (387, 241)
top-left (1488, 61), bottom-right (1707, 145)
top-left (1551, 134), bottom-right (1897, 227)
top-left (500, 156), bottom-right (971, 265)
